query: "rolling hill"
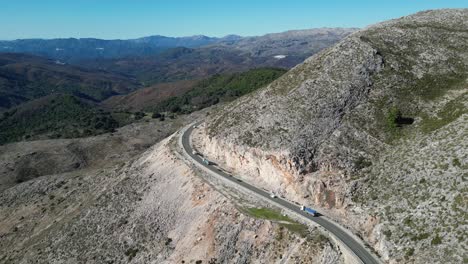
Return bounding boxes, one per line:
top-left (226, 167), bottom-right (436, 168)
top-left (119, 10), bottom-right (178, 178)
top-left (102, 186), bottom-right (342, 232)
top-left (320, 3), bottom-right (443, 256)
top-left (102, 68), bottom-right (287, 113)
top-left (0, 53), bottom-right (139, 110)
top-left (0, 94), bottom-right (120, 144)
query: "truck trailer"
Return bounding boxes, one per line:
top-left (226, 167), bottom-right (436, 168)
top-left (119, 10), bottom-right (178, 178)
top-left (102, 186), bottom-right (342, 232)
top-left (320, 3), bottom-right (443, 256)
top-left (300, 206), bottom-right (317, 216)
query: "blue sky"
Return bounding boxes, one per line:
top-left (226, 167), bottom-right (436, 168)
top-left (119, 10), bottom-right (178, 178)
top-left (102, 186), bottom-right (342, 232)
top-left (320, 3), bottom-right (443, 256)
top-left (1, 0), bottom-right (466, 40)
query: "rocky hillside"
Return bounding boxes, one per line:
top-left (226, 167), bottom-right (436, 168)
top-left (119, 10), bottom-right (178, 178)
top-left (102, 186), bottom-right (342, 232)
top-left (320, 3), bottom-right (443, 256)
top-left (0, 113), bottom-right (340, 263)
top-left (200, 9), bottom-right (467, 263)
top-left (216, 28), bottom-right (357, 59)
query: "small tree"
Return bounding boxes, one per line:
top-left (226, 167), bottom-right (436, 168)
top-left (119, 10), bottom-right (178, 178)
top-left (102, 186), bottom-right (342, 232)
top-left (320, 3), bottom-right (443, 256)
top-left (386, 106), bottom-right (401, 129)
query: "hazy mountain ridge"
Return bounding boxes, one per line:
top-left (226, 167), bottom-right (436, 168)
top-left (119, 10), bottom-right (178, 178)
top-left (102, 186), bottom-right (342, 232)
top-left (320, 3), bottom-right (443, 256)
top-left (0, 35), bottom-right (226, 62)
top-left (0, 28), bottom-right (356, 64)
top-left (215, 28), bottom-right (358, 57)
top-left (79, 28), bottom-right (356, 86)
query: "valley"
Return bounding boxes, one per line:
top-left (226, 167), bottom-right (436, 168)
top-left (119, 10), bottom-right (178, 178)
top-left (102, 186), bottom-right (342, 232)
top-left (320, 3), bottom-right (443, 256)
top-left (0, 6), bottom-right (467, 264)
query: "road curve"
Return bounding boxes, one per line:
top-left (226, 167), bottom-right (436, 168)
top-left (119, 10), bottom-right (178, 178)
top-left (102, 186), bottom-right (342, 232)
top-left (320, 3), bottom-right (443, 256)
top-left (181, 123), bottom-right (381, 264)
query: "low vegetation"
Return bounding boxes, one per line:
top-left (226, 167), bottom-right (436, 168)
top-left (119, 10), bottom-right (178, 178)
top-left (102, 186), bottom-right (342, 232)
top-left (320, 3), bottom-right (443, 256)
top-left (0, 94), bottom-right (120, 144)
top-left (0, 53), bottom-right (139, 110)
top-left (243, 207), bottom-right (309, 237)
top-left (150, 68), bottom-right (286, 114)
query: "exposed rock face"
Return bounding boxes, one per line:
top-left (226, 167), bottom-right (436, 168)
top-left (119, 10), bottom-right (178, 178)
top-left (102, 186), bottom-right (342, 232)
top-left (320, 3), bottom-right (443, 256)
top-left (0, 134), bottom-right (341, 263)
top-left (201, 9), bottom-right (468, 263)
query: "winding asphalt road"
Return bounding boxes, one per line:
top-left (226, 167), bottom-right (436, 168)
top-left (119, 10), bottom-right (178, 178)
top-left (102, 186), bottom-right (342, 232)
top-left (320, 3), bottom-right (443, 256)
top-left (182, 124), bottom-right (380, 264)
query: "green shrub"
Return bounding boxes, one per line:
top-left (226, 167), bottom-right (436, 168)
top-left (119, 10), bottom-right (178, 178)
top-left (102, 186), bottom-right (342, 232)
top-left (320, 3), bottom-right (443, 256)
top-left (405, 247), bottom-right (415, 257)
top-left (150, 68), bottom-right (286, 114)
top-left (0, 94), bottom-right (120, 145)
top-left (452, 158), bottom-right (461, 167)
top-left (386, 106), bottom-right (401, 130)
top-left (354, 156), bottom-right (372, 170)
top-left (431, 234), bottom-right (442, 245)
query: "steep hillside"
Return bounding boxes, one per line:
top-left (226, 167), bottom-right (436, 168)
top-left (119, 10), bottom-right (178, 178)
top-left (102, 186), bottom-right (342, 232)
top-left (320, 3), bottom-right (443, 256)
top-left (103, 68), bottom-right (286, 112)
top-left (199, 9), bottom-right (468, 263)
top-left (101, 79), bottom-right (198, 111)
top-left (0, 126), bottom-right (338, 263)
top-left (149, 68), bottom-right (286, 114)
top-left (0, 53), bottom-right (139, 110)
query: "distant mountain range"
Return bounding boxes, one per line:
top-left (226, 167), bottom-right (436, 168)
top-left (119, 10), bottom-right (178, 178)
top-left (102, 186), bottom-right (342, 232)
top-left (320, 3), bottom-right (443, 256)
top-left (0, 28), bottom-right (356, 63)
top-left (0, 34), bottom-right (238, 63)
top-left (80, 28), bottom-right (358, 84)
top-left (0, 28), bottom-right (357, 144)
top-left (0, 53), bottom-right (139, 110)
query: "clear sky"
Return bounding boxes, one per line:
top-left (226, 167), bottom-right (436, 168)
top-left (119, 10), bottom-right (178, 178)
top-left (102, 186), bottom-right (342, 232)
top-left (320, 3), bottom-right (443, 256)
top-left (1, 0), bottom-right (466, 40)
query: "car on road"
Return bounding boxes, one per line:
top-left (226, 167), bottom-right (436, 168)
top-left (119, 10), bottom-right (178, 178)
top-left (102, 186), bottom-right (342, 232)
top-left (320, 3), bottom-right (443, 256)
top-left (270, 194), bottom-right (277, 198)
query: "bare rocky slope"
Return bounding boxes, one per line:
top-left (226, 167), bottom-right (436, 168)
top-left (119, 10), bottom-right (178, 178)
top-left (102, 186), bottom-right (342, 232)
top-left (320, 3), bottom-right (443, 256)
top-left (200, 9), bottom-right (467, 263)
top-left (0, 108), bottom-right (346, 263)
top-left (0, 126), bottom-right (341, 264)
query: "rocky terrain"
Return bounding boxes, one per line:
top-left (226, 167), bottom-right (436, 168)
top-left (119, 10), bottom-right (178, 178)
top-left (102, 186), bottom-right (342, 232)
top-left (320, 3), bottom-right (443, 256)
top-left (0, 109), bottom-right (343, 263)
top-left (199, 9), bottom-right (468, 263)
top-left (215, 28), bottom-right (357, 59)
top-left (0, 109), bottom-right (201, 192)
top-left (1, 8), bottom-right (466, 264)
